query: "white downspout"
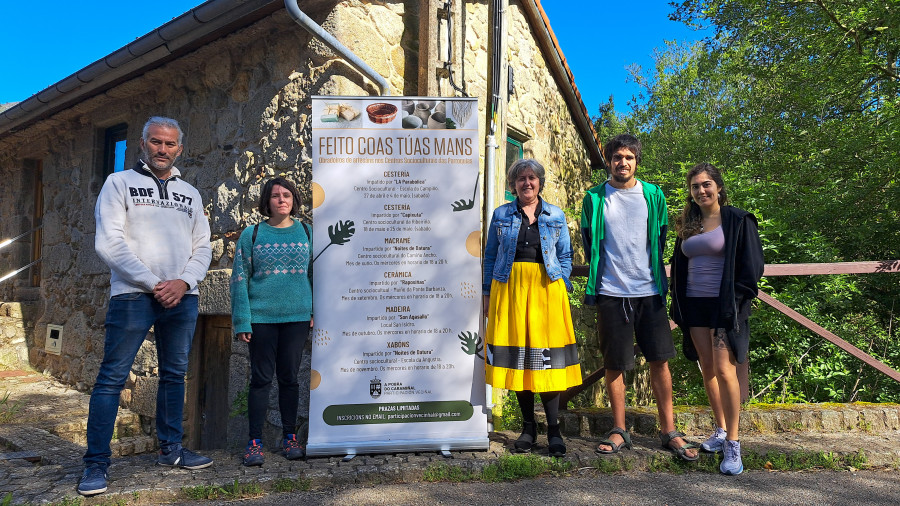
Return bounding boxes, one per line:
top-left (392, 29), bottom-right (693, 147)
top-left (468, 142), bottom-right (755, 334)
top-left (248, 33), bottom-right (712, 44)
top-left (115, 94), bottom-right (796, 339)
top-left (284, 0), bottom-right (391, 96)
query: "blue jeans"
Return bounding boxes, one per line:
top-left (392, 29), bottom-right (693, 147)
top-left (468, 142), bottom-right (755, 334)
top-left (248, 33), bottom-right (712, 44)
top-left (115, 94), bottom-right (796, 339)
top-left (84, 293), bottom-right (199, 467)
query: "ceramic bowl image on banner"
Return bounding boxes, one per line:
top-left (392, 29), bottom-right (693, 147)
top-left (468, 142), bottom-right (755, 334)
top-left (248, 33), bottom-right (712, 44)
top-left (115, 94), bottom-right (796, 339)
top-left (311, 182), bottom-right (325, 209)
top-left (402, 113), bottom-right (422, 129)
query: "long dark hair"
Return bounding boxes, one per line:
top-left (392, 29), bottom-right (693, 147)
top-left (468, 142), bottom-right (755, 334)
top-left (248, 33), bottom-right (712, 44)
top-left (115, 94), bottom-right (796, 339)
top-left (675, 163), bottom-right (729, 240)
top-left (258, 177), bottom-right (303, 217)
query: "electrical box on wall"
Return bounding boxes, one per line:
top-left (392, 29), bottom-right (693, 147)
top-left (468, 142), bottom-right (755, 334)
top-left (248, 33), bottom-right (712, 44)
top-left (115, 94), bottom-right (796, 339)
top-left (45, 324), bottom-right (63, 355)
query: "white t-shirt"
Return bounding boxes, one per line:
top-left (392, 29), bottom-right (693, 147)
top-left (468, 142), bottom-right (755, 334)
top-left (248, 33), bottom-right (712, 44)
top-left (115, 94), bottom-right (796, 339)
top-left (599, 181), bottom-right (657, 297)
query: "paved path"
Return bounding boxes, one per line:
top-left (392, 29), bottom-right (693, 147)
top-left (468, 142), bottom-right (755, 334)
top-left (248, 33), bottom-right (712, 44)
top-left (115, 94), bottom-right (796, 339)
top-left (3, 370), bottom-right (900, 504)
top-left (205, 471), bottom-right (900, 506)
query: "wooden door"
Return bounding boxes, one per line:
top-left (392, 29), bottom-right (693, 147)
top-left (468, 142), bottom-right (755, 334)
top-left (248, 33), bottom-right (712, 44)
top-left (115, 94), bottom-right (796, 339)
top-left (185, 315), bottom-right (232, 450)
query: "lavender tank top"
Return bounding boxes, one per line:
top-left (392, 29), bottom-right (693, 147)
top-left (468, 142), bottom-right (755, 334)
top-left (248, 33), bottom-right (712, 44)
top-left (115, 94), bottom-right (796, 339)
top-left (682, 226), bottom-right (725, 297)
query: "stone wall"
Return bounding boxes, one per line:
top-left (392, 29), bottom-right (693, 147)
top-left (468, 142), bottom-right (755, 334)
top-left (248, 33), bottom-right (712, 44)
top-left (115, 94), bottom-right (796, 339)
top-left (0, 0), bottom-right (596, 446)
top-left (505, 2), bottom-right (592, 215)
top-left (0, 302), bottom-right (35, 370)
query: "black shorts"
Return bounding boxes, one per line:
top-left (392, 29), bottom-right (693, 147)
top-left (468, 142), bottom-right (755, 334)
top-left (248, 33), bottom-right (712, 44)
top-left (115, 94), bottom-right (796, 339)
top-left (596, 294), bottom-right (675, 371)
top-left (681, 296), bottom-right (721, 328)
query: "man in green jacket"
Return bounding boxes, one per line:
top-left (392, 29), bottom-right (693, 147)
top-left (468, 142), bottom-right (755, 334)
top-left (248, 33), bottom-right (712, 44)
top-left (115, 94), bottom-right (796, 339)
top-left (580, 134), bottom-right (698, 461)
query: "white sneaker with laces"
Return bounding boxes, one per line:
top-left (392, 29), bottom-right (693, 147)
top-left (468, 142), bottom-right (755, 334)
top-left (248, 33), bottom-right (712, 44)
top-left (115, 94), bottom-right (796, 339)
top-left (720, 439), bottom-right (744, 475)
top-left (701, 427), bottom-right (727, 453)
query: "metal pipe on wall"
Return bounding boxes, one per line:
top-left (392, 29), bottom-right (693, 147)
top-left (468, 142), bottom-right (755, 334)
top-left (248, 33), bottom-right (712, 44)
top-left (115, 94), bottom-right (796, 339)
top-left (283, 0), bottom-right (391, 96)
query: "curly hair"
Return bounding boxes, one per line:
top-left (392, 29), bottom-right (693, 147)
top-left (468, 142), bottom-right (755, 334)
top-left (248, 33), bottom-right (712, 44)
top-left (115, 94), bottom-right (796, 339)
top-left (675, 163), bottom-right (729, 240)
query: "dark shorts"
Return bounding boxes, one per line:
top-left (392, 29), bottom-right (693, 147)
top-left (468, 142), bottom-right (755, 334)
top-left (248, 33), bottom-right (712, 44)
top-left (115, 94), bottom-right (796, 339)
top-left (681, 296), bottom-right (721, 329)
top-left (596, 294), bottom-right (675, 371)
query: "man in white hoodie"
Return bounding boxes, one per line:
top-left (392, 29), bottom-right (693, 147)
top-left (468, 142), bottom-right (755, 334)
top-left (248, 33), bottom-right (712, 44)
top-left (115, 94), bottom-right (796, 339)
top-left (78, 117), bottom-right (212, 497)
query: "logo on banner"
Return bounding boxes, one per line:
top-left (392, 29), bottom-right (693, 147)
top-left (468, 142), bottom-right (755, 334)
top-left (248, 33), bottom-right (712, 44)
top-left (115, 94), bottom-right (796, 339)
top-left (370, 377), bottom-right (382, 398)
top-left (383, 381), bottom-right (416, 395)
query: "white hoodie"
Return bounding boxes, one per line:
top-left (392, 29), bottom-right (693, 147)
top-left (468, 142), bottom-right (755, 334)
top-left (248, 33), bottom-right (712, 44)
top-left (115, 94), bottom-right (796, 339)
top-left (94, 160), bottom-right (211, 297)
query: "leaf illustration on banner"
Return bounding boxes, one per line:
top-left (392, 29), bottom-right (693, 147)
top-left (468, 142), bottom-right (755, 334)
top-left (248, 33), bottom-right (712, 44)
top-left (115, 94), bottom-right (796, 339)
top-left (451, 173), bottom-right (479, 212)
top-left (313, 219), bottom-right (356, 262)
top-left (458, 331), bottom-right (483, 360)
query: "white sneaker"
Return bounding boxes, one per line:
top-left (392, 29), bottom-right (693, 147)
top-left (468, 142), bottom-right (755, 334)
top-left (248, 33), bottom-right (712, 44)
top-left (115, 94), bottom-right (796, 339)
top-left (720, 439), bottom-right (744, 475)
top-left (701, 427), bottom-right (727, 453)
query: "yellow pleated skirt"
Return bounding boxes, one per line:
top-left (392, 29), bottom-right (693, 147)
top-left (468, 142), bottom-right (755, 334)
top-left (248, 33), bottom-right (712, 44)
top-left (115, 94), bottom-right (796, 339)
top-left (485, 262), bottom-right (582, 392)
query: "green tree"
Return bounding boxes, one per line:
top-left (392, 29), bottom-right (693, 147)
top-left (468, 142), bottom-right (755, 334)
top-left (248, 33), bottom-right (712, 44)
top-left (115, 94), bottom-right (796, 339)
top-left (620, 0), bottom-right (900, 403)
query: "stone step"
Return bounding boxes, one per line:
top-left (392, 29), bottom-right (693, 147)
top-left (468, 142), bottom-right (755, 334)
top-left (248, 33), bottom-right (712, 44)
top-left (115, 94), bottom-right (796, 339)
top-left (557, 403), bottom-right (900, 438)
top-left (0, 416), bottom-right (156, 461)
top-left (1, 369), bottom-right (155, 457)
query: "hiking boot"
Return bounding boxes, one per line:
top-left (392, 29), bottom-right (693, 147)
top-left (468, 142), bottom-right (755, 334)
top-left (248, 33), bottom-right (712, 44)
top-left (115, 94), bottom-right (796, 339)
top-left (77, 464), bottom-right (108, 496)
top-left (158, 445), bottom-right (214, 470)
top-left (701, 427), bottom-right (727, 453)
top-left (282, 434), bottom-right (306, 460)
top-left (243, 439), bottom-right (265, 466)
top-left (720, 439), bottom-right (744, 475)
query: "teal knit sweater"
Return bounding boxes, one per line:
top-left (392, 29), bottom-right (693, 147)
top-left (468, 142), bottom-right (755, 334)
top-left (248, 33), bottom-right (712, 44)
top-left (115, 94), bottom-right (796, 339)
top-left (230, 220), bottom-right (313, 334)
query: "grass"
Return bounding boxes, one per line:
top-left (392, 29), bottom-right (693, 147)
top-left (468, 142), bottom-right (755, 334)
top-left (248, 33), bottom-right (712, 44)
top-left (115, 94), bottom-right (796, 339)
top-left (639, 449), bottom-right (869, 473)
top-left (49, 497), bottom-right (83, 506)
top-left (591, 456), bottom-right (636, 474)
top-left (181, 484), bottom-right (223, 501)
top-left (423, 462), bottom-right (480, 482)
top-left (272, 477), bottom-right (312, 493)
top-left (646, 453), bottom-right (707, 473)
top-left (424, 446), bottom-right (869, 483)
top-left (181, 479), bottom-right (264, 501)
top-left (743, 450), bottom-right (868, 471)
top-left (0, 392), bottom-right (22, 424)
top-left (424, 454), bottom-right (573, 483)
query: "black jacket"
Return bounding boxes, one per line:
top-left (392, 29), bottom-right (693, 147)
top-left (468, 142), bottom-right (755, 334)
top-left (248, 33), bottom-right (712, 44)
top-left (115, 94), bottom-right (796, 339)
top-left (670, 206), bottom-right (765, 364)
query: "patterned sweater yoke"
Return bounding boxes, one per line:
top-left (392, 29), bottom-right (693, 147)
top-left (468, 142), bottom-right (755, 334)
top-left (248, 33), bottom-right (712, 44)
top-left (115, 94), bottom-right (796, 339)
top-left (229, 220), bottom-right (313, 334)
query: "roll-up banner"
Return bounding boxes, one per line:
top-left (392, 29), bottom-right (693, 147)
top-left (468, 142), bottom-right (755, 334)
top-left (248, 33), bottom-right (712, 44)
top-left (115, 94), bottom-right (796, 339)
top-left (308, 96), bottom-right (486, 456)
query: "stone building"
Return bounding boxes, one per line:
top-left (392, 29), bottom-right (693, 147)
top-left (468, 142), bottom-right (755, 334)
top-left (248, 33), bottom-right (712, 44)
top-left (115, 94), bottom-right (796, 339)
top-left (0, 0), bottom-right (603, 449)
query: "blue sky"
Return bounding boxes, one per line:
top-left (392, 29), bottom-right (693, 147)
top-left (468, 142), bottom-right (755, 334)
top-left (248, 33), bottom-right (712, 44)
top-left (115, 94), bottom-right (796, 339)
top-left (1, 1), bottom-right (706, 117)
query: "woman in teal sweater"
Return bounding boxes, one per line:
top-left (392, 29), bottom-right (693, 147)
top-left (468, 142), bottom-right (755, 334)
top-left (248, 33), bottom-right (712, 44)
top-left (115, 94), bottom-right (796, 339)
top-left (230, 177), bottom-right (312, 466)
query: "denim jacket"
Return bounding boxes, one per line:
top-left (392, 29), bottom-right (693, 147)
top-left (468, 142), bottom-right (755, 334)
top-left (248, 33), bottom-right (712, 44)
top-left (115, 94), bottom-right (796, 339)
top-left (483, 198), bottom-right (574, 295)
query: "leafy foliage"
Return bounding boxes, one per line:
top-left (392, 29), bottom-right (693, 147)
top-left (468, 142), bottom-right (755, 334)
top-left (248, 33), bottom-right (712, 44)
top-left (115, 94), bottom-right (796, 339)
top-left (597, 0), bottom-right (900, 404)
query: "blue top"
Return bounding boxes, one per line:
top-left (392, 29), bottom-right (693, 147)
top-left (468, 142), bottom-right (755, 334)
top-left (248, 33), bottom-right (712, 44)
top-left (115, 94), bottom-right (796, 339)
top-left (483, 197), bottom-right (573, 295)
top-left (230, 220), bottom-right (313, 334)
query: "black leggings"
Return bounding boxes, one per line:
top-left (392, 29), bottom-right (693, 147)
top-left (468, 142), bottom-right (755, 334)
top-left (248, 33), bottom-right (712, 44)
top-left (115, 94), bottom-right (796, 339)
top-left (516, 390), bottom-right (561, 426)
top-left (247, 321), bottom-right (310, 440)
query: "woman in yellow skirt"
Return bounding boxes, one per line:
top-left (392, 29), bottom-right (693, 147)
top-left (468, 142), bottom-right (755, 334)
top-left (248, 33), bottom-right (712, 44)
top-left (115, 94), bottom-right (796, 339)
top-left (483, 159), bottom-right (582, 457)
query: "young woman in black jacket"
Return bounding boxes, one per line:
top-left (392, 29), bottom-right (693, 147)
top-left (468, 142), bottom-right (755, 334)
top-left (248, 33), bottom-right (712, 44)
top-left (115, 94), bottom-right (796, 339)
top-left (670, 163), bottom-right (764, 475)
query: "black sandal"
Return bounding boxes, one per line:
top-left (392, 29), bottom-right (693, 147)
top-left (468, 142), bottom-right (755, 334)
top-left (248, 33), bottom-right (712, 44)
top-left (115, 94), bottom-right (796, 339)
top-left (660, 430), bottom-right (699, 461)
top-left (514, 422), bottom-right (536, 453)
top-left (547, 425), bottom-right (566, 457)
top-left (596, 427), bottom-right (632, 454)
